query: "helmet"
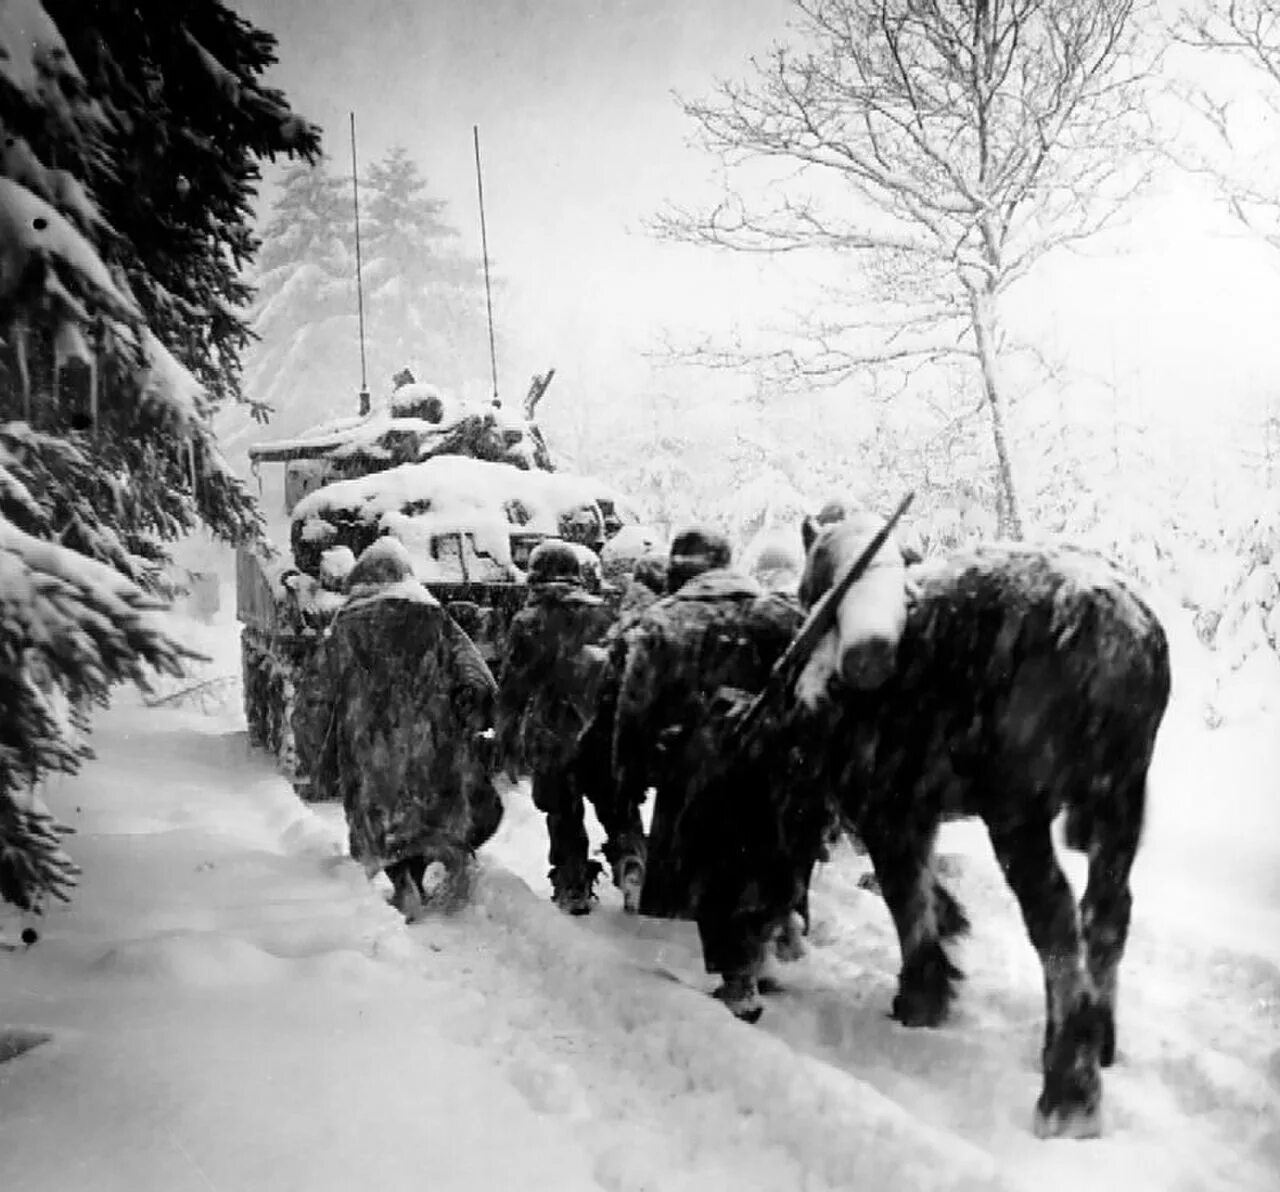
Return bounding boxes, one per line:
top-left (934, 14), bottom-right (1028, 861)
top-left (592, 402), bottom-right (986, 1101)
top-left (599, 523), bottom-right (667, 585)
top-left (347, 537), bottom-right (415, 591)
top-left (814, 497), bottom-right (865, 526)
top-left (526, 539), bottom-right (586, 588)
top-left (741, 527), bottom-right (803, 593)
top-left (667, 525), bottom-right (732, 593)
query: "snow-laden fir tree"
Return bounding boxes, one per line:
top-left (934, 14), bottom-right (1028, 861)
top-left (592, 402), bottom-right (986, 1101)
top-left (0, 0), bottom-right (319, 911)
top-left (232, 145), bottom-right (497, 449)
top-left (226, 158), bottom-right (359, 445)
top-left (359, 146), bottom-right (495, 402)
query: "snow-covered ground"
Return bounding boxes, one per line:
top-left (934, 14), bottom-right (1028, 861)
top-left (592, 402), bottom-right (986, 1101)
top-left (2, 594), bottom-right (1277, 1192)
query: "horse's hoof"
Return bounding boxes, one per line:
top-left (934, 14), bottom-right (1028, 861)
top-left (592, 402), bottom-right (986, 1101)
top-left (891, 989), bottom-right (949, 1028)
top-left (892, 941), bottom-right (960, 1027)
top-left (1033, 1099), bottom-right (1103, 1140)
top-left (617, 857), bottom-right (644, 915)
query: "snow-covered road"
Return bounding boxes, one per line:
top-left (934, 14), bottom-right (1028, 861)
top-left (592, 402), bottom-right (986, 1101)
top-left (1, 611), bottom-right (1277, 1192)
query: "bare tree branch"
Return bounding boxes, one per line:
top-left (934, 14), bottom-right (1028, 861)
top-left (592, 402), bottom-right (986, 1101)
top-left (1167, 0), bottom-right (1280, 253)
top-left (654, 0), bottom-right (1157, 535)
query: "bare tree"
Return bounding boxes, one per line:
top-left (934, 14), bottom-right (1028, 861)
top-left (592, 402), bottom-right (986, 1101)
top-left (655, 0), bottom-right (1157, 537)
top-left (1171, 1), bottom-right (1280, 250)
top-left (1169, 2), bottom-right (1280, 498)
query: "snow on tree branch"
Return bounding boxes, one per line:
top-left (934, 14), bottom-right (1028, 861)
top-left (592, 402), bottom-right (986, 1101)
top-left (0, 177), bottom-right (139, 322)
top-left (1168, 0), bottom-right (1280, 252)
top-left (654, 0), bottom-right (1158, 537)
top-left (0, 507), bottom-right (201, 910)
top-left (0, 0), bottom-right (79, 92)
top-left (0, 0), bottom-right (313, 910)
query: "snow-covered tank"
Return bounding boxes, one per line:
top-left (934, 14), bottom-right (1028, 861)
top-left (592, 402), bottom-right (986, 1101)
top-left (235, 378), bottom-right (640, 796)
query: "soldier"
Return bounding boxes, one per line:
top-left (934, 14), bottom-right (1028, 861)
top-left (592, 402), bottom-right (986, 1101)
top-left (303, 538), bottom-right (505, 921)
top-left (495, 539), bottom-right (622, 914)
top-left (740, 526), bottom-right (805, 595)
top-left (599, 524), bottom-right (669, 619)
top-left (611, 525), bottom-right (806, 918)
top-left (570, 543), bottom-right (669, 912)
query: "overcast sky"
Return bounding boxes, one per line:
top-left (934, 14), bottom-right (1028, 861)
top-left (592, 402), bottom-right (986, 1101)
top-left (239, 0), bottom-right (1280, 453)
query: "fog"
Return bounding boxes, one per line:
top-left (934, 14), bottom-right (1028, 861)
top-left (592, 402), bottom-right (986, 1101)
top-left (238, 0), bottom-right (1280, 464)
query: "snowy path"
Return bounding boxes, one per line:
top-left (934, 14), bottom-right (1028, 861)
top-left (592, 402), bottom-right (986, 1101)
top-left (0, 707), bottom-right (609, 1192)
top-left (484, 700), bottom-right (1280, 1192)
top-left (2, 626), bottom-right (1278, 1191)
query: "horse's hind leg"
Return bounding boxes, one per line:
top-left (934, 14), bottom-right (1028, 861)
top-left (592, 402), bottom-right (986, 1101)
top-left (860, 818), bottom-right (962, 1028)
top-left (988, 814), bottom-right (1104, 1139)
top-left (1076, 775), bottom-right (1147, 1068)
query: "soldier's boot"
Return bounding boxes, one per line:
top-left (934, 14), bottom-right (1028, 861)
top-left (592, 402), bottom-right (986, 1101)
top-left (772, 910), bottom-right (807, 963)
top-left (712, 971), bottom-right (763, 1024)
top-left (599, 813), bottom-right (647, 915)
top-left (616, 855), bottom-right (645, 915)
top-left (550, 859), bottom-right (603, 916)
top-left (386, 859), bottom-right (428, 923)
top-left (420, 841), bottom-right (479, 911)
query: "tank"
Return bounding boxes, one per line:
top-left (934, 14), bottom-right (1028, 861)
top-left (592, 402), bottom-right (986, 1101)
top-left (235, 377), bottom-right (640, 797)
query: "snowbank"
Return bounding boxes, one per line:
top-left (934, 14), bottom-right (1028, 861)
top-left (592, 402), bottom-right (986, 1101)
top-left (0, 702), bottom-right (603, 1192)
top-left (4, 600), bottom-right (1276, 1192)
top-left (470, 868), bottom-right (1015, 1192)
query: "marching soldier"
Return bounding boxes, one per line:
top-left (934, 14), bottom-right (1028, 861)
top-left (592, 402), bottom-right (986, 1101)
top-left (495, 539), bottom-right (621, 914)
top-left (303, 538), bottom-right (505, 920)
top-left (611, 526), bottom-right (806, 918)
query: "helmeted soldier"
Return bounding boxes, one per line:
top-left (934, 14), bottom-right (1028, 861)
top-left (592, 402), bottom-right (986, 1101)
top-left (611, 525), bottom-right (805, 918)
top-left (600, 525), bottom-right (669, 621)
top-left (495, 538), bottom-right (623, 914)
top-left (665, 524), bottom-right (733, 593)
top-left (303, 538), bottom-right (504, 920)
top-left (740, 526), bottom-right (805, 596)
top-left (566, 539), bottom-right (669, 912)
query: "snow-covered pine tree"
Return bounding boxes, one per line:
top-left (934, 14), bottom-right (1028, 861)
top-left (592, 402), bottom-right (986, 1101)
top-left (360, 146), bottom-right (494, 400)
top-left (0, 0), bottom-right (318, 911)
top-left (230, 157), bottom-right (361, 443)
top-left (44, 0), bottom-right (320, 407)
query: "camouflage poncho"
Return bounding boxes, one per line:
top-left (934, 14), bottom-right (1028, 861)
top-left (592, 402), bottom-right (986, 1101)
top-left (302, 582), bottom-right (503, 874)
top-left (610, 569), bottom-right (805, 916)
top-left (494, 582), bottom-right (616, 779)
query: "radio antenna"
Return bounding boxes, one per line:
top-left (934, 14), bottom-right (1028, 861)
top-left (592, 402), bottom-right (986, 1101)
top-left (473, 125), bottom-right (500, 406)
top-left (350, 111), bottom-right (370, 415)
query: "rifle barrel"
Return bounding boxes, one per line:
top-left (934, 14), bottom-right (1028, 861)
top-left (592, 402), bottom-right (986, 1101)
top-left (727, 490), bottom-right (916, 748)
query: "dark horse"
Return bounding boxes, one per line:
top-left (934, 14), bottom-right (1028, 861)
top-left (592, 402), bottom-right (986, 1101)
top-left (676, 511), bottom-right (1171, 1139)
